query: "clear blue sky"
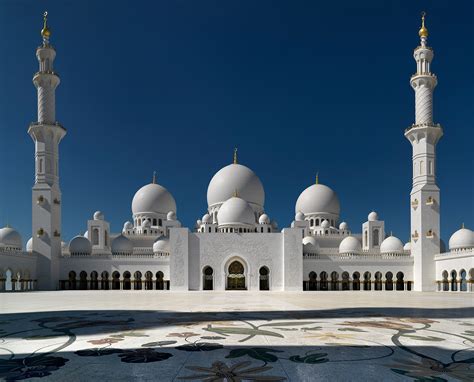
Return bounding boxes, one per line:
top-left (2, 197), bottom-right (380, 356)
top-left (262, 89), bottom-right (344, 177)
top-left (0, 0), bottom-right (472, 246)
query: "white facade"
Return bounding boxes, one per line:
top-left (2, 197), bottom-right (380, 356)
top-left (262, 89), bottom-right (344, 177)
top-left (0, 13), bottom-right (473, 293)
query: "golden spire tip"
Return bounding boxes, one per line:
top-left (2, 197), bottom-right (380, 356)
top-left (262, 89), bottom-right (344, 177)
top-left (233, 148), bottom-right (238, 164)
top-left (41, 11), bottom-right (51, 39)
top-left (315, 172), bottom-right (319, 185)
top-left (419, 11), bottom-right (428, 38)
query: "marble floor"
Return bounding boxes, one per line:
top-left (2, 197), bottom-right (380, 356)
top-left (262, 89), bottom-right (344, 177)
top-left (0, 291), bottom-right (473, 381)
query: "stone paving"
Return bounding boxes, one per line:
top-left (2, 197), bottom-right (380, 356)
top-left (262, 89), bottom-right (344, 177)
top-left (0, 291), bottom-right (473, 381)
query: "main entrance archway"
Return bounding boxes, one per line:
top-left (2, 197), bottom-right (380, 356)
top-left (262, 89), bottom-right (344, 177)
top-left (226, 260), bottom-right (246, 290)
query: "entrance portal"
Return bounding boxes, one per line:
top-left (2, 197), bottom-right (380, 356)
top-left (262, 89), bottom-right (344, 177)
top-left (226, 260), bottom-right (246, 290)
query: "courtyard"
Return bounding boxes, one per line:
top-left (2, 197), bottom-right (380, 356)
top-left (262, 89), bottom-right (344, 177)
top-left (0, 291), bottom-right (473, 381)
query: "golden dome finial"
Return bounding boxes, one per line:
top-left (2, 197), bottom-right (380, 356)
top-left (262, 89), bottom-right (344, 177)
top-left (315, 172), bottom-right (319, 185)
top-left (233, 147), bottom-right (238, 164)
top-left (152, 171), bottom-right (157, 184)
top-left (419, 11), bottom-right (428, 38)
top-left (462, 222), bottom-right (465, 229)
top-left (41, 11), bottom-right (51, 39)
top-left (233, 189), bottom-right (239, 197)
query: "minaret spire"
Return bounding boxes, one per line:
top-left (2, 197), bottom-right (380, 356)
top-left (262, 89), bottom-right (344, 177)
top-left (152, 171), bottom-right (157, 184)
top-left (315, 172), bottom-right (319, 185)
top-left (28, 12), bottom-right (66, 290)
top-left (405, 12), bottom-right (443, 292)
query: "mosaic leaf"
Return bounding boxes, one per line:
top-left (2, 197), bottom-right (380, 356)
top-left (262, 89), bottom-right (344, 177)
top-left (0, 356), bottom-right (69, 380)
top-left (338, 328), bottom-right (367, 332)
top-left (259, 321), bottom-right (321, 328)
top-left (289, 353), bottom-right (329, 364)
top-left (200, 336), bottom-right (226, 340)
top-left (141, 340), bottom-right (177, 347)
top-left (118, 349), bottom-right (173, 363)
top-left (401, 335), bottom-right (445, 342)
top-left (25, 334), bottom-right (65, 340)
top-left (75, 348), bottom-right (124, 357)
top-left (176, 342), bottom-right (224, 352)
top-left (226, 347), bottom-right (283, 363)
top-left (204, 326), bottom-right (284, 342)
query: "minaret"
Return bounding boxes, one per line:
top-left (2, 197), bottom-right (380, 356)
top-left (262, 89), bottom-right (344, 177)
top-left (28, 12), bottom-right (66, 290)
top-left (405, 12), bottom-right (443, 292)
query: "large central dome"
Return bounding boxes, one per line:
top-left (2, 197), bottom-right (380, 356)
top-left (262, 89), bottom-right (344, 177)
top-left (295, 183), bottom-right (340, 216)
top-left (207, 164), bottom-right (265, 209)
top-left (132, 183), bottom-right (176, 215)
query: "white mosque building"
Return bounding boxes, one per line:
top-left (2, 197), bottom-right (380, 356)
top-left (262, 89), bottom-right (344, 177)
top-left (0, 13), bottom-right (473, 293)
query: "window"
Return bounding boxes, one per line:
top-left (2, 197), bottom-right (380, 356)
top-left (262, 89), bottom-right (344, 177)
top-left (158, 219), bottom-right (162, 226)
top-left (153, 218), bottom-right (157, 226)
top-left (364, 231), bottom-right (368, 246)
top-left (92, 228), bottom-right (99, 245)
top-left (315, 219), bottom-right (319, 226)
top-left (373, 229), bottom-right (379, 246)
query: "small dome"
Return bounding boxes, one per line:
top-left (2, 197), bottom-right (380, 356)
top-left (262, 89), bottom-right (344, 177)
top-left (142, 219), bottom-right (151, 228)
top-left (302, 236), bottom-right (319, 254)
top-left (69, 236), bottom-right (92, 255)
top-left (295, 211), bottom-right (305, 221)
top-left (26, 237), bottom-right (33, 252)
top-left (368, 211), bottom-right (378, 221)
top-left (196, 219), bottom-right (202, 227)
top-left (321, 220), bottom-right (330, 229)
top-left (132, 183), bottom-right (177, 216)
top-left (0, 227), bottom-right (22, 250)
top-left (339, 236), bottom-right (361, 254)
top-left (217, 197), bottom-right (255, 226)
top-left (61, 241), bottom-right (68, 251)
top-left (207, 163), bottom-right (265, 210)
top-left (380, 235), bottom-right (404, 254)
top-left (295, 184), bottom-right (340, 216)
top-left (202, 213), bottom-right (211, 224)
top-left (449, 227), bottom-right (474, 250)
top-left (167, 211), bottom-right (176, 221)
top-left (271, 220), bottom-right (278, 229)
top-left (339, 222), bottom-right (349, 230)
top-left (259, 214), bottom-right (270, 224)
top-left (123, 221), bottom-right (133, 231)
top-left (93, 211), bottom-right (104, 220)
top-left (111, 234), bottom-right (133, 254)
top-left (403, 241), bottom-right (411, 251)
top-left (83, 230), bottom-right (88, 238)
top-left (153, 236), bottom-right (170, 253)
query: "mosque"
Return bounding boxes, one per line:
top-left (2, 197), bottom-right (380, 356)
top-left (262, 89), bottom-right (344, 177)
top-left (0, 13), bottom-right (472, 293)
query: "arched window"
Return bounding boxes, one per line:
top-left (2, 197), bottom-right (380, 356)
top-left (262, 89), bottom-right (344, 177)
top-left (363, 272), bottom-right (371, 291)
top-left (315, 219), bottom-right (320, 226)
top-left (374, 272), bottom-right (382, 291)
top-left (460, 270), bottom-right (467, 292)
top-left (267, 227), bottom-right (271, 233)
top-left (442, 270), bottom-right (449, 291)
top-left (104, 231), bottom-right (108, 246)
top-left (373, 229), bottom-right (379, 246)
top-left (145, 271), bottom-right (153, 290)
top-left (153, 218), bottom-right (157, 226)
top-left (79, 271), bottom-right (88, 290)
top-left (92, 228), bottom-right (99, 245)
top-left (156, 271), bottom-right (164, 290)
top-left (203, 266), bottom-right (213, 290)
top-left (227, 261), bottom-right (245, 290)
top-left (259, 267), bottom-right (269, 291)
top-left (320, 271), bottom-right (328, 291)
top-left (364, 231), bottom-right (368, 247)
top-left (5, 269), bottom-right (13, 291)
top-left (39, 158), bottom-right (43, 173)
top-left (112, 271), bottom-right (120, 290)
top-left (308, 271), bottom-right (317, 291)
top-left (90, 271), bottom-right (99, 290)
top-left (310, 219), bottom-right (314, 227)
top-left (330, 271), bottom-right (339, 290)
top-left (158, 219), bottom-right (162, 226)
top-left (123, 271), bottom-right (131, 290)
top-left (396, 272), bottom-right (405, 291)
top-left (450, 270), bottom-right (457, 292)
top-left (352, 272), bottom-right (360, 291)
top-left (341, 272), bottom-right (350, 291)
top-left (385, 272), bottom-right (393, 291)
top-left (101, 271), bottom-right (109, 290)
top-left (134, 271), bottom-right (142, 290)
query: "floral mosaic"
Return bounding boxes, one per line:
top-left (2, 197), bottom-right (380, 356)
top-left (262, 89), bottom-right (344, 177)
top-left (0, 309), bottom-right (473, 381)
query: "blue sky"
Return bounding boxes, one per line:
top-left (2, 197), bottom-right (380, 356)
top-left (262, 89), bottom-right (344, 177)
top-left (0, 0), bottom-right (472, 246)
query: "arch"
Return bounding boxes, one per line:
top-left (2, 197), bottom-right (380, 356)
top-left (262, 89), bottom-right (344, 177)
top-left (226, 260), bottom-right (246, 290)
top-left (68, 271), bottom-right (77, 290)
top-left (364, 231), bottom-right (368, 247)
top-left (363, 271), bottom-right (371, 291)
top-left (385, 272), bottom-right (393, 291)
top-left (153, 218), bottom-right (157, 226)
top-left (145, 271), bottom-right (153, 290)
top-left (203, 266), bottom-right (214, 290)
top-left (310, 219), bottom-right (314, 227)
top-left (5, 269), bottom-right (13, 291)
top-left (104, 231), bottom-right (109, 247)
top-left (373, 229), bottom-right (379, 246)
top-left (442, 270), bottom-right (449, 291)
top-left (315, 218), bottom-right (320, 226)
top-left (469, 269), bottom-right (474, 293)
top-left (123, 271), bottom-right (131, 290)
top-left (134, 271), bottom-right (142, 290)
top-left (259, 266), bottom-right (269, 291)
top-left (374, 271), bottom-right (382, 291)
top-left (352, 272), bottom-right (360, 291)
top-left (90, 271), bottom-right (99, 290)
top-left (341, 271), bottom-right (350, 291)
top-left (112, 271), bottom-right (120, 290)
top-left (450, 270), bottom-right (457, 292)
top-left (308, 271), bottom-right (317, 291)
top-left (460, 269), bottom-right (467, 292)
top-left (92, 228), bottom-right (99, 245)
top-left (330, 271), bottom-right (339, 291)
top-left (101, 271), bottom-right (109, 290)
top-left (156, 271), bottom-right (164, 290)
top-left (396, 272), bottom-right (405, 291)
top-left (79, 271), bottom-right (88, 290)
top-left (319, 271), bottom-right (328, 291)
